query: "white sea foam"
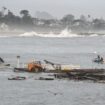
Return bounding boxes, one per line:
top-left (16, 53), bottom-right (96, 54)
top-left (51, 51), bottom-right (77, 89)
top-left (19, 31), bottom-right (105, 38)
top-left (89, 34), bottom-right (99, 37)
top-left (0, 28), bottom-right (104, 38)
top-left (19, 29), bottom-right (85, 38)
top-left (0, 35), bottom-right (9, 38)
top-left (19, 31), bottom-right (37, 37)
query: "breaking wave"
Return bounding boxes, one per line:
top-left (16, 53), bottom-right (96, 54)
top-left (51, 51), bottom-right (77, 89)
top-left (0, 29), bottom-right (104, 38)
top-left (19, 29), bottom-right (84, 38)
top-left (19, 31), bottom-right (37, 37)
top-left (19, 30), bottom-right (83, 38)
top-left (19, 29), bottom-right (103, 38)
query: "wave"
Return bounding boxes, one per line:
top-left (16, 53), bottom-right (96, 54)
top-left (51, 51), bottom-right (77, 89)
top-left (0, 29), bottom-right (105, 38)
top-left (88, 34), bottom-right (99, 37)
top-left (19, 29), bottom-right (85, 38)
top-left (0, 35), bottom-right (10, 38)
top-left (19, 31), bottom-right (101, 38)
top-left (19, 31), bottom-right (37, 37)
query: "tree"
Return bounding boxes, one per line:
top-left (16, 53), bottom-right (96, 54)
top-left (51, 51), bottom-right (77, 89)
top-left (92, 18), bottom-right (105, 30)
top-left (20, 10), bottom-right (33, 26)
top-left (7, 10), bottom-right (15, 18)
top-left (1, 7), bottom-right (7, 16)
top-left (20, 10), bottom-right (29, 17)
top-left (61, 14), bottom-right (75, 25)
top-left (80, 15), bottom-right (87, 22)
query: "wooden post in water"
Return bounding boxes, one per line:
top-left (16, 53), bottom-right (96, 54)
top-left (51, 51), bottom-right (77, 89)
top-left (17, 55), bottom-right (20, 68)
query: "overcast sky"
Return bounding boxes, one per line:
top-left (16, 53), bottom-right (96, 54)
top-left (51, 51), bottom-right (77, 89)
top-left (0, 0), bottom-right (104, 19)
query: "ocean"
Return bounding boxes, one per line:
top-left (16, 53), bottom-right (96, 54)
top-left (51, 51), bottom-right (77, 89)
top-left (0, 32), bottom-right (105, 105)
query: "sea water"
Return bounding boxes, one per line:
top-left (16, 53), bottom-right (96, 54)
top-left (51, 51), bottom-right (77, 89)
top-left (0, 34), bottom-right (105, 105)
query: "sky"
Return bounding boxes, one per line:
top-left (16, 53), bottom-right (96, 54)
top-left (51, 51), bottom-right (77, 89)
top-left (0, 0), bottom-right (105, 19)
